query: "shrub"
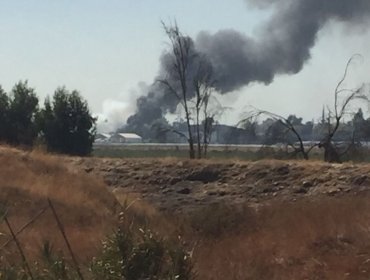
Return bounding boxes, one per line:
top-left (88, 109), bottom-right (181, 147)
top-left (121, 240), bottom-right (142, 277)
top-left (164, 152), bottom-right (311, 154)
top-left (90, 226), bottom-right (193, 280)
top-left (0, 241), bottom-right (78, 280)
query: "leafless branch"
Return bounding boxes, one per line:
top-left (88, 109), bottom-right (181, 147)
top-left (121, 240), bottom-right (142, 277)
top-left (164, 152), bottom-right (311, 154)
top-left (240, 107), bottom-right (314, 160)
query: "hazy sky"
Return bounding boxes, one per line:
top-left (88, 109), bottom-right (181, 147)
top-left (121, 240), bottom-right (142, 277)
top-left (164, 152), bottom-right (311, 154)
top-left (0, 1), bottom-right (369, 132)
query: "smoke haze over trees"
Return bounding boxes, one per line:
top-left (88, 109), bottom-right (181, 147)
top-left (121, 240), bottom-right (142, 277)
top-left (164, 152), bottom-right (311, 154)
top-left (123, 0), bottom-right (370, 137)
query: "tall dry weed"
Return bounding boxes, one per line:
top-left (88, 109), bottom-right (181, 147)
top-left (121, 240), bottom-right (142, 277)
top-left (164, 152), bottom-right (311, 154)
top-left (190, 197), bottom-right (370, 279)
top-left (0, 147), bottom-right (118, 263)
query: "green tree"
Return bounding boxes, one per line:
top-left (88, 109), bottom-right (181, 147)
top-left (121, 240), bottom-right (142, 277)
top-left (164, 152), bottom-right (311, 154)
top-left (0, 86), bottom-right (10, 142)
top-left (8, 81), bottom-right (39, 145)
top-left (39, 87), bottom-right (96, 156)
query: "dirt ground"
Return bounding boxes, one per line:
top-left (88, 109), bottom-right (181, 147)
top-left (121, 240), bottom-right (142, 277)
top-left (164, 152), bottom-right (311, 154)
top-left (67, 157), bottom-right (370, 212)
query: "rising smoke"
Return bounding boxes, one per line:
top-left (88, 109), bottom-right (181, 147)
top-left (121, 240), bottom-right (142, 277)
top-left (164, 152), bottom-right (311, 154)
top-left (198, 0), bottom-right (370, 92)
top-left (124, 0), bottom-right (370, 137)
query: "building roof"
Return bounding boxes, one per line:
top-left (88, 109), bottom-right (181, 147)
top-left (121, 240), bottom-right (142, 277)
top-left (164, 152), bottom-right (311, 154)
top-left (96, 133), bottom-right (112, 139)
top-left (117, 133), bottom-right (142, 139)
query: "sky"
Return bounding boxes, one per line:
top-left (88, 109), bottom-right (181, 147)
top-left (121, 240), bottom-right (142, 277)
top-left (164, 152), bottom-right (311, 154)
top-left (0, 1), bottom-right (369, 132)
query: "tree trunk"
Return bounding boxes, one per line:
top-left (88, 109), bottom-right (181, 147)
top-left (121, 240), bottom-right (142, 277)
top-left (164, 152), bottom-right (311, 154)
top-left (299, 143), bottom-right (309, 160)
top-left (301, 150), bottom-right (309, 160)
top-left (323, 141), bottom-right (341, 163)
top-left (203, 122), bottom-right (209, 159)
top-left (188, 132), bottom-right (195, 159)
top-left (184, 105), bottom-right (195, 159)
top-left (196, 109), bottom-right (202, 159)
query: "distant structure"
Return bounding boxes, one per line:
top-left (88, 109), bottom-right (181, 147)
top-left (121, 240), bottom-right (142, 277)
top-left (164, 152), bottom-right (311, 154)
top-left (110, 133), bottom-right (142, 144)
top-left (95, 133), bottom-right (112, 143)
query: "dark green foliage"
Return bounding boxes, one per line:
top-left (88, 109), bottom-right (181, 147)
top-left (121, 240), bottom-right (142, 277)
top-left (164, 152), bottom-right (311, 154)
top-left (39, 87), bottom-right (96, 156)
top-left (0, 81), bottom-right (40, 146)
top-left (0, 87), bottom-right (10, 142)
top-left (7, 81), bottom-right (39, 146)
top-left (0, 81), bottom-right (96, 155)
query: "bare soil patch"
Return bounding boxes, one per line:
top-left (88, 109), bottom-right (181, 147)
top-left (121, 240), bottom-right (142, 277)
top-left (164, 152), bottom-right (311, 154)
top-left (68, 157), bottom-right (370, 212)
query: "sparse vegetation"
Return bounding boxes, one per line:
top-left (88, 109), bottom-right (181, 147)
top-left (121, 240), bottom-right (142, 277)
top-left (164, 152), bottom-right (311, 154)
top-left (92, 143), bottom-right (324, 161)
top-left (0, 146), bottom-right (117, 276)
top-left (0, 147), bottom-right (193, 280)
top-left (191, 197), bottom-right (370, 279)
top-left (0, 224), bottom-right (193, 280)
top-left (2, 2), bottom-right (370, 280)
top-left (90, 227), bottom-right (193, 280)
top-left (3, 146), bottom-right (370, 278)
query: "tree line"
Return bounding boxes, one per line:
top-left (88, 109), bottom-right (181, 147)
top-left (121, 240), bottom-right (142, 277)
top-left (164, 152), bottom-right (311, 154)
top-left (0, 81), bottom-right (96, 156)
top-left (239, 55), bottom-right (370, 163)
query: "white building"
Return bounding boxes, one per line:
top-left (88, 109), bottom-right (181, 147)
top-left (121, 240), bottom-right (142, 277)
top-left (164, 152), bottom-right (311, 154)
top-left (110, 133), bottom-right (142, 144)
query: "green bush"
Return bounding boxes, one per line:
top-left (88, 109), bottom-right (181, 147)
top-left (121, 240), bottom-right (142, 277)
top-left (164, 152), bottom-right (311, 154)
top-left (90, 226), bottom-right (193, 280)
top-left (0, 224), bottom-right (193, 280)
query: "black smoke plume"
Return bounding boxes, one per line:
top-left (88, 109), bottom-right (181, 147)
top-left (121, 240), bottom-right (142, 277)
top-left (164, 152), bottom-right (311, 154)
top-left (124, 0), bottom-right (370, 138)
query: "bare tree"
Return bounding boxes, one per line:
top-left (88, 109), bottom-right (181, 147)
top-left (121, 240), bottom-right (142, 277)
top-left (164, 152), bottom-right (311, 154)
top-left (319, 55), bottom-right (369, 163)
top-left (240, 109), bottom-right (317, 160)
top-left (193, 55), bottom-right (215, 158)
top-left (201, 98), bottom-right (214, 158)
top-left (158, 21), bottom-right (196, 159)
top-left (157, 22), bottom-right (221, 159)
top-left (202, 96), bottom-right (228, 158)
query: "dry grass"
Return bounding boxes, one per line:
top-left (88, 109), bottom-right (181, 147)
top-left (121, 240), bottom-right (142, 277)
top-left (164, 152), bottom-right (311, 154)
top-left (96, 157), bottom-right (370, 279)
top-left (0, 146), bottom-right (119, 264)
top-left (189, 197), bottom-right (370, 279)
top-left (3, 145), bottom-right (370, 279)
top-left (113, 190), bottom-right (370, 279)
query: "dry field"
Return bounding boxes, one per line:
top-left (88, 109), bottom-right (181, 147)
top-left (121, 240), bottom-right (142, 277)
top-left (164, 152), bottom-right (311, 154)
top-left (69, 156), bottom-right (370, 279)
top-left (2, 146), bottom-right (370, 279)
top-left (0, 146), bottom-right (119, 265)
